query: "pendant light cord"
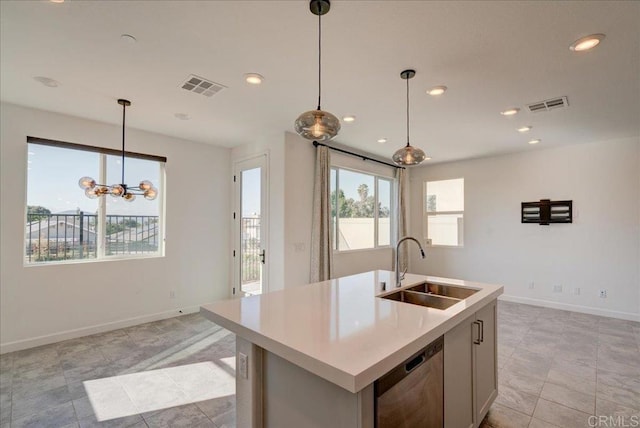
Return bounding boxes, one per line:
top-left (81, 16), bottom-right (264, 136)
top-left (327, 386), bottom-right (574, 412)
top-left (406, 75), bottom-right (410, 146)
top-left (121, 102), bottom-right (126, 185)
top-left (317, 10), bottom-right (322, 111)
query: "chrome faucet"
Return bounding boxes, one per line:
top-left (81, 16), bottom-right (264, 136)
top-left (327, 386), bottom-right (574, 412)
top-left (395, 236), bottom-right (426, 287)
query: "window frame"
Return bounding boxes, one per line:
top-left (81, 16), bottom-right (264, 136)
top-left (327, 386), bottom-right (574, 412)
top-left (331, 165), bottom-right (395, 253)
top-left (423, 178), bottom-right (465, 248)
top-left (24, 137), bottom-right (166, 266)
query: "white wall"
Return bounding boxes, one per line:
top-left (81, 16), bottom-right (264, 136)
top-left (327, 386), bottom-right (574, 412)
top-left (408, 138), bottom-right (640, 321)
top-left (0, 103), bottom-right (231, 352)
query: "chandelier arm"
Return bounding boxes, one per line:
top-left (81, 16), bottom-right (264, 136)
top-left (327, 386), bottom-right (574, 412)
top-left (317, 10), bottom-right (322, 110)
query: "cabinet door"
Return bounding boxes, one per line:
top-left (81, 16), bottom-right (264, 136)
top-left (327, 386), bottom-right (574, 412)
top-left (444, 314), bottom-right (474, 428)
top-left (474, 300), bottom-right (498, 424)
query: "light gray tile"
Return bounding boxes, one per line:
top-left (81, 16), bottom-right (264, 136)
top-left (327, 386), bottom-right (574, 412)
top-left (532, 398), bottom-right (593, 428)
top-left (116, 370), bottom-right (188, 413)
top-left (483, 402), bottom-right (531, 428)
top-left (502, 356), bottom-right (551, 382)
top-left (596, 397), bottom-right (640, 419)
top-left (12, 373), bottom-right (67, 399)
top-left (540, 382), bottom-right (595, 414)
top-left (143, 403), bottom-right (215, 428)
top-left (11, 401), bottom-right (77, 428)
top-left (528, 418), bottom-right (561, 428)
top-left (596, 381), bottom-right (640, 410)
top-left (499, 370), bottom-right (545, 397)
top-left (196, 395), bottom-right (235, 420)
top-left (546, 368), bottom-right (596, 395)
top-left (61, 349), bottom-right (108, 371)
top-left (11, 385), bottom-right (72, 421)
top-left (494, 383), bottom-right (539, 416)
top-left (82, 378), bottom-right (138, 422)
top-left (77, 413), bottom-right (145, 428)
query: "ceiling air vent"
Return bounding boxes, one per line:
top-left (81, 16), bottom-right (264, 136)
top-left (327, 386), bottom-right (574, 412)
top-left (526, 96), bottom-right (569, 113)
top-left (180, 75), bottom-right (226, 97)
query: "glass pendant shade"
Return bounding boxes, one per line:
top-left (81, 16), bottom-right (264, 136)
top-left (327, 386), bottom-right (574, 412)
top-left (123, 193), bottom-right (136, 202)
top-left (139, 180), bottom-right (152, 191)
top-left (110, 185), bottom-right (125, 197)
top-left (85, 188), bottom-right (99, 199)
top-left (144, 187), bottom-right (158, 200)
top-left (295, 109), bottom-right (340, 142)
top-left (392, 143), bottom-right (427, 166)
top-left (78, 176), bottom-right (96, 190)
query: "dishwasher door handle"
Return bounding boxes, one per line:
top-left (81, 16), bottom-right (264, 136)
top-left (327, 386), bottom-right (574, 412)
top-left (405, 353), bottom-right (426, 373)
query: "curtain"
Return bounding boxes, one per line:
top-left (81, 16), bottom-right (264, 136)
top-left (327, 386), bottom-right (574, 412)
top-left (395, 167), bottom-right (408, 272)
top-left (310, 146), bottom-right (333, 282)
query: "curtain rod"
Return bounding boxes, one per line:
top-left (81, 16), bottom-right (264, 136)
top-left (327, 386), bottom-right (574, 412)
top-left (312, 141), bottom-right (404, 169)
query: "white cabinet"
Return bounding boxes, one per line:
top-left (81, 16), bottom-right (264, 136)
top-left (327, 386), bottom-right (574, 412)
top-left (444, 299), bottom-right (497, 428)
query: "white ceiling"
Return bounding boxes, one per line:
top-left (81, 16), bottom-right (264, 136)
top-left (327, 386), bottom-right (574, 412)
top-left (1, 1), bottom-right (639, 164)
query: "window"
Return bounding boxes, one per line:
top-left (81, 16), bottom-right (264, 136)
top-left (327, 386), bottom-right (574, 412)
top-left (425, 178), bottom-right (464, 246)
top-left (25, 138), bottom-right (165, 264)
top-left (330, 167), bottom-right (394, 251)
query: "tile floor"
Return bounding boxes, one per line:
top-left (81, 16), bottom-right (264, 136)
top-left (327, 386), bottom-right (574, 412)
top-left (0, 302), bottom-right (638, 428)
top-left (482, 301), bottom-right (640, 428)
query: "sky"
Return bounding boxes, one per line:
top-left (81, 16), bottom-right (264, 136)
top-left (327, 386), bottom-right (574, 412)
top-left (27, 143), bottom-right (161, 216)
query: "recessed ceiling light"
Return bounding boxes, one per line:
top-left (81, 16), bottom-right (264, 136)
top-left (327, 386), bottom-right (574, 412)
top-left (343, 115), bottom-right (356, 122)
top-left (500, 108), bottom-right (520, 116)
top-left (120, 34), bottom-right (137, 44)
top-left (570, 34), bottom-right (605, 52)
top-left (244, 73), bottom-right (264, 85)
top-left (33, 76), bottom-right (59, 87)
top-left (174, 113), bottom-right (191, 120)
top-left (517, 126), bottom-right (532, 133)
top-left (426, 86), bottom-right (447, 96)
top-left (49, 0), bottom-right (64, 3)
top-left (528, 139), bottom-right (541, 145)
top-left (377, 138), bottom-right (387, 144)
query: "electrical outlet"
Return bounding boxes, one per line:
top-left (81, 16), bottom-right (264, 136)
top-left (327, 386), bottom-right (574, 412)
top-left (238, 352), bottom-right (248, 379)
top-left (528, 281), bottom-right (535, 289)
top-left (600, 289), bottom-right (607, 298)
top-left (169, 290), bottom-right (176, 299)
top-left (553, 285), bottom-right (562, 293)
top-left (574, 287), bottom-right (580, 295)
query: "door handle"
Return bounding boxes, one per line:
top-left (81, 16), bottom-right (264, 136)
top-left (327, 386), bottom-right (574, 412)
top-left (260, 249), bottom-right (266, 264)
top-left (473, 321), bottom-right (481, 345)
top-left (478, 319), bottom-right (484, 343)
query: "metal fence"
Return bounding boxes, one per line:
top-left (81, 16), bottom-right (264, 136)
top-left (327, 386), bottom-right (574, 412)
top-left (241, 216), bottom-right (261, 284)
top-left (25, 213), bottom-right (159, 263)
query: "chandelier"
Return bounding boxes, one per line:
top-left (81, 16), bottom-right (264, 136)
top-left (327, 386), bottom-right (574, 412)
top-left (78, 99), bottom-right (158, 202)
top-left (392, 69), bottom-right (428, 166)
top-left (294, 0), bottom-right (340, 142)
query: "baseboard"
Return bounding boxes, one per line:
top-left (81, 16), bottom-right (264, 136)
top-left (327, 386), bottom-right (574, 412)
top-left (499, 294), bottom-right (640, 322)
top-left (0, 305), bottom-right (205, 355)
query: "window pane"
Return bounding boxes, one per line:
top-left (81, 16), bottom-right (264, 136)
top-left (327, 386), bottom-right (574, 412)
top-left (427, 213), bottom-right (464, 246)
top-left (26, 144), bottom-right (99, 263)
top-left (330, 168), bottom-right (337, 251)
top-left (337, 170), bottom-right (374, 250)
top-left (426, 178), bottom-right (464, 212)
top-left (377, 178), bottom-right (391, 246)
top-left (105, 155), bottom-right (161, 256)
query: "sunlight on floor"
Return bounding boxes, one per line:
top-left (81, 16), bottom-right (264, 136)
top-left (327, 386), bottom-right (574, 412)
top-left (84, 361), bottom-right (235, 421)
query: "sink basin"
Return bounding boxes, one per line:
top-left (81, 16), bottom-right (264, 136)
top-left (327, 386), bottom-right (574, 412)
top-left (407, 282), bottom-right (478, 299)
top-left (381, 290), bottom-right (461, 310)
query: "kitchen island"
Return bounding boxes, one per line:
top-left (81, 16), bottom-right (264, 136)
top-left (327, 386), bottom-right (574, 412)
top-left (201, 270), bottom-right (503, 428)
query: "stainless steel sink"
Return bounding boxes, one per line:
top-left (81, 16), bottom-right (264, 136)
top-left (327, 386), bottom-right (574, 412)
top-left (381, 290), bottom-right (461, 310)
top-left (407, 282), bottom-right (478, 299)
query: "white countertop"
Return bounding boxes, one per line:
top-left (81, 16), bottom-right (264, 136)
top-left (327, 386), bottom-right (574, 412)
top-left (200, 270), bottom-right (503, 393)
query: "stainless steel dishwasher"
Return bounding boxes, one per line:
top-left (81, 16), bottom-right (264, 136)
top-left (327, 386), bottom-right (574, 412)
top-left (375, 336), bottom-right (444, 428)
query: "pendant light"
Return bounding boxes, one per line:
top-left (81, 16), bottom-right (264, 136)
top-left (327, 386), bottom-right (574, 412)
top-left (78, 99), bottom-right (158, 202)
top-left (294, 0), bottom-right (340, 142)
top-left (392, 69), bottom-right (428, 166)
